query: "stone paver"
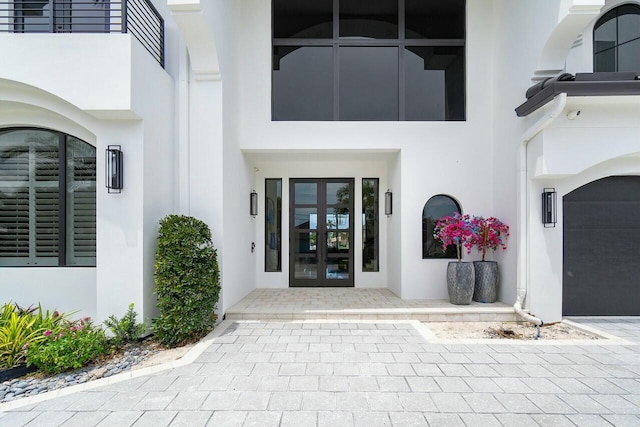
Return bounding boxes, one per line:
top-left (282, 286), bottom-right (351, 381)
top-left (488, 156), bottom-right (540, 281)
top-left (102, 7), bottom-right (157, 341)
top-left (1, 319), bottom-right (639, 426)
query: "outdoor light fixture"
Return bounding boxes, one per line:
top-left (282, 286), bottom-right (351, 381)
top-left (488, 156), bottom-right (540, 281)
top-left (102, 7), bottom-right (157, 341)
top-left (542, 188), bottom-right (557, 227)
top-left (105, 145), bottom-right (123, 193)
top-left (250, 190), bottom-right (258, 216)
top-left (385, 190), bottom-right (393, 216)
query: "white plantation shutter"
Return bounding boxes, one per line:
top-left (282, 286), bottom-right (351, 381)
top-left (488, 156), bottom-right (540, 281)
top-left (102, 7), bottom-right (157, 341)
top-left (0, 129), bottom-right (96, 266)
top-left (66, 142), bottom-right (96, 265)
top-left (34, 144), bottom-right (60, 261)
top-left (0, 146), bottom-right (30, 259)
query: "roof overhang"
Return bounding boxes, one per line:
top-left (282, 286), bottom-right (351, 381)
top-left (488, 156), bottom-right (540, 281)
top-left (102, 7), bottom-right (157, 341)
top-left (515, 77), bottom-right (640, 117)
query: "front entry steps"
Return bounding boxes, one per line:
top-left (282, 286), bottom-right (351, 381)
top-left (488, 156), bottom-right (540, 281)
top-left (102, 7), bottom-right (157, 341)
top-left (225, 288), bottom-right (516, 322)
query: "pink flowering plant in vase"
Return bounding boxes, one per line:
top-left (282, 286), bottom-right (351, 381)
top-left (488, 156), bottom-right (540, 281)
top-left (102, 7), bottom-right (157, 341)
top-left (434, 212), bottom-right (476, 304)
top-left (468, 216), bottom-right (510, 303)
top-left (433, 212), bottom-right (474, 261)
top-left (469, 216), bottom-right (510, 261)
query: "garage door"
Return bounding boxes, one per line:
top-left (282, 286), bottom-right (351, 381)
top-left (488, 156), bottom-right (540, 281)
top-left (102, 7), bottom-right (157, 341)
top-left (563, 176), bottom-right (640, 316)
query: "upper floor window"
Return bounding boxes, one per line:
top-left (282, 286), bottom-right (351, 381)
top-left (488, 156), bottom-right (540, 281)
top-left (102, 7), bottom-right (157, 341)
top-left (594, 4), bottom-right (640, 72)
top-left (12, 0), bottom-right (110, 33)
top-left (422, 194), bottom-right (460, 259)
top-left (0, 128), bottom-right (96, 266)
top-left (272, 0), bottom-right (466, 121)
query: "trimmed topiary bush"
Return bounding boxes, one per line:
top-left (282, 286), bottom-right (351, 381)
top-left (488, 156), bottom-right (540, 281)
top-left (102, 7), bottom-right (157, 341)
top-left (152, 215), bottom-right (220, 347)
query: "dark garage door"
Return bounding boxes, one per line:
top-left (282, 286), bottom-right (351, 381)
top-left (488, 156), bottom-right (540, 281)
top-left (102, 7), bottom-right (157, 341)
top-left (563, 176), bottom-right (640, 316)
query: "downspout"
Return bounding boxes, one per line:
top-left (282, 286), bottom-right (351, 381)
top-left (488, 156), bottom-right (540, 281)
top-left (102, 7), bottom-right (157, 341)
top-left (516, 92), bottom-right (567, 338)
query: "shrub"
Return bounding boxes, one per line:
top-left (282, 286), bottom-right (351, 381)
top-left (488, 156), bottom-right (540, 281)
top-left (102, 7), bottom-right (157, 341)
top-left (153, 215), bottom-right (220, 347)
top-left (104, 303), bottom-right (146, 346)
top-left (0, 303), bottom-right (66, 368)
top-left (26, 318), bottom-right (109, 374)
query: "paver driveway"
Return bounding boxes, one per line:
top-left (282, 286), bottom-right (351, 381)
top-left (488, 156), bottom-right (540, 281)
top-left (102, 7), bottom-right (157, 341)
top-left (1, 319), bottom-right (639, 427)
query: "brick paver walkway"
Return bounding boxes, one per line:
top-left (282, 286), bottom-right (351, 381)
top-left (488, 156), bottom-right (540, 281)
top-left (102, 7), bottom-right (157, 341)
top-left (1, 320), bottom-right (639, 426)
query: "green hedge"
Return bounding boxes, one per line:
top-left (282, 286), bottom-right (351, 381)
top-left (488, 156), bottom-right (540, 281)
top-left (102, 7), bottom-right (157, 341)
top-left (153, 215), bottom-right (220, 347)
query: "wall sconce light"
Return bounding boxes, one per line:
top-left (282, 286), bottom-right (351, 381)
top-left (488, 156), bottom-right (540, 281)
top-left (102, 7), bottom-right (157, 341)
top-left (542, 188), bottom-right (557, 227)
top-left (385, 190), bottom-right (393, 216)
top-left (250, 190), bottom-right (258, 216)
top-left (105, 145), bottom-right (123, 193)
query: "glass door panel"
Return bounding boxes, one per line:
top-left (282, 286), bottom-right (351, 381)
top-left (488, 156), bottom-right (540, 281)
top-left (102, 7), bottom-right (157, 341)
top-left (290, 178), bottom-right (354, 287)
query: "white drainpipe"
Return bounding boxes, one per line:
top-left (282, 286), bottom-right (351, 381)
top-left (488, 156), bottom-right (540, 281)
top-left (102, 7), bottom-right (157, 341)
top-left (516, 92), bottom-right (568, 337)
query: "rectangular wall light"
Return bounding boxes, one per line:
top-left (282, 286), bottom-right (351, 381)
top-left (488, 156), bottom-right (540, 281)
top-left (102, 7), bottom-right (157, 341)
top-left (106, 145), bottom-right (123, 193)
top-left (250, 190), bottom-right (258, 216)
top-left (385, 190), bottom-right (393, 216)
top-left (542, 188), bottom-right (556, 227)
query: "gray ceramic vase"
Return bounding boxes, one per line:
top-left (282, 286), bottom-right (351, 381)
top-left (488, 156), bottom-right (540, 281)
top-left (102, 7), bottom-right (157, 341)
top-left (473, 261), bottom-right (499, 303)
top-left (446, 262), bottom-right (475, 305)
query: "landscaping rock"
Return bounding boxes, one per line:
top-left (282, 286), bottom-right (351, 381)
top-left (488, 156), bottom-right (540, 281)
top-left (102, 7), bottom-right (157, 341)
top-left (0, 338), bottom-right (162, 404)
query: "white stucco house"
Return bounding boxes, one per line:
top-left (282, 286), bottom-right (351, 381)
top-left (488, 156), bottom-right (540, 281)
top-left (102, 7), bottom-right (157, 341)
top-left (1, 0), bottom-right (638, 324)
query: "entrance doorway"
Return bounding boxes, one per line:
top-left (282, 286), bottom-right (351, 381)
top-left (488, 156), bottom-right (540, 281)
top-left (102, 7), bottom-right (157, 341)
top-left (290, 178), bottom-right (354, 287)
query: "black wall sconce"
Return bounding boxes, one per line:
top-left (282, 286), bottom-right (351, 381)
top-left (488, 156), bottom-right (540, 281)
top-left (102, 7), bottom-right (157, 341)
top-left (542, 188), bottom-right (557, 227)
top-left (105, 145), bottom-right (123, 193)
top-left (250, 190), bottom-right (258, 216)
top-left (385, 190), bottom-right (393, 216)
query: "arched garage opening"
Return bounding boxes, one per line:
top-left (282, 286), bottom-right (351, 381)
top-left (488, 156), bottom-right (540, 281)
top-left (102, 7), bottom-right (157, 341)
top-left (563, 176), bottom-right (640, 316)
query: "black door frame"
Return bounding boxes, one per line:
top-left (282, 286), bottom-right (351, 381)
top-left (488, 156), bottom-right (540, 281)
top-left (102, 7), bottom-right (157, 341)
top-left (289, 178), bottom-right (354, 287)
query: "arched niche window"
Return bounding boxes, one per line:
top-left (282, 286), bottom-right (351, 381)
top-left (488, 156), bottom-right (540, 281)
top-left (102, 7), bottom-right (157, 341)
top-left (0, 128), bottom-right (96, 266)
top-left (594, 4), bottom-right (640, 72)
top-left (422, 194), bottom-right (461, 259)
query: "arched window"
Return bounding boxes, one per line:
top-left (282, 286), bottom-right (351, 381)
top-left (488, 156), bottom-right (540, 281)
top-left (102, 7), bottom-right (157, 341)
top-left (0, 128), bottom-right (96, 266)
top-left (594, 4), bottom-right (640, 72)
top-left (422, 194), bottom-right (461, 259)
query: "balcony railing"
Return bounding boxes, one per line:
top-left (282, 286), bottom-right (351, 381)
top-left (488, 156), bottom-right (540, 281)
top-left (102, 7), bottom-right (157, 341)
top-left (0, 0), bottom-right (164, 67)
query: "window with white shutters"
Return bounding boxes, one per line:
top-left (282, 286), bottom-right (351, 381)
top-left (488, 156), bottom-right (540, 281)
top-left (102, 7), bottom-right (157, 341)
top-left (0, 129), bottom-right (96, 266)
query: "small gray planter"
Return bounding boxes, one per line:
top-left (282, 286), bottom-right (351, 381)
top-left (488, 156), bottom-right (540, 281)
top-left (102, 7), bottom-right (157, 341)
top-left (446, 262), bottom-right (475, 305)
top-left (473, 261), bottom-right (499, 303)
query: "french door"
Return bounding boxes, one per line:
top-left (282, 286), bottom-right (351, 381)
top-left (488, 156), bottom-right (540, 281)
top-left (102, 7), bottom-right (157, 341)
top-left (290, 178), bottom-right (354, 287)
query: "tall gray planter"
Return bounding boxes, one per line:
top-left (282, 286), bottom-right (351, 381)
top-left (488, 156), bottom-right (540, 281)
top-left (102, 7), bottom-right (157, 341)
top-left (446, 262), bottom-right (475, 305)
top-left (473, 261), bottom-right (499, 303)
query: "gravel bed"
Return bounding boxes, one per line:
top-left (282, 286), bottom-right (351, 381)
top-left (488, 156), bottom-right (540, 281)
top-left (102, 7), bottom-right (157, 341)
top-left (0, 339), bottom-right (161, 403)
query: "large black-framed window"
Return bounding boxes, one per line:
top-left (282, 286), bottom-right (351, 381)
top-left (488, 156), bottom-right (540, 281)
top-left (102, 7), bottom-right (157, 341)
top-left (594, 4), bottom-right (640, 72)
top-left (0, 128), bottom-right (96, 267)
top-left (265, 178), bottom-right (282, 272)
top-left (422, 194), bottom-right (460, 259)
top-left (362, 178), bottom-right (379, 272)
top-left (272, 0), bottom-right (466, 121)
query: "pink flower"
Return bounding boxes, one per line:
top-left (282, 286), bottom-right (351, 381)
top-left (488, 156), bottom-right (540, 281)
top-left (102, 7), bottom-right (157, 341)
top-left (44, 330), bottom-right (52, 337)
top-left (469, 216), bottom-right (510, 261)
top-left (434, 212), bottom-right (474, 261)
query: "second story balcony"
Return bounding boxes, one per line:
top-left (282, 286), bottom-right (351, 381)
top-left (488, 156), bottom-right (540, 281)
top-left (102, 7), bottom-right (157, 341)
top-left (0, 0), bottom-right (163, 67)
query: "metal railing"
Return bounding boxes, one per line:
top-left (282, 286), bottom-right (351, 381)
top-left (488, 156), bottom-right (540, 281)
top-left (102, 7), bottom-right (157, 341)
top-left (0, 0), bottom-right (164, 67)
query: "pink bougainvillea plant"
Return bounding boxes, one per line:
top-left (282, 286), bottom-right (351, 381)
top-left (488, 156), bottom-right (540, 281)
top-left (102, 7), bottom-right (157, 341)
top-left (469, 216), bottom-right (510, 261)
top-left (433, 212), bottom-right (474, 262)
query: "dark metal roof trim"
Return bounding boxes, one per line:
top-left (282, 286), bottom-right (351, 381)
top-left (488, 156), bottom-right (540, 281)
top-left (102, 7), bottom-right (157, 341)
top-left (515, 79), bottom-right (640, 117)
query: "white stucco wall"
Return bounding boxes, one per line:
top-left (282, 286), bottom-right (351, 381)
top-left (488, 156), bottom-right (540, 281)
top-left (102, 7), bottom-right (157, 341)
top-left (0, 26), bottom-right (174, 322)
top-left (526, 100), bottom-right (640, 322)
top-left (226, 0), bottom-right (503, 300)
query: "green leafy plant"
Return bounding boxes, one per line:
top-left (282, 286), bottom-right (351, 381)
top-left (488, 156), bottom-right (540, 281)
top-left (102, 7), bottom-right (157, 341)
top-left (104, 303), bottom-right (146, 346)
top-left (0, 303), bottom-right (15, 327)
top-left (26, 318), bottom-right (109, 374)
top-left (153, 215), bottom-right (220, 347)
top-left (0, 312), bottom-right (45, 368)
